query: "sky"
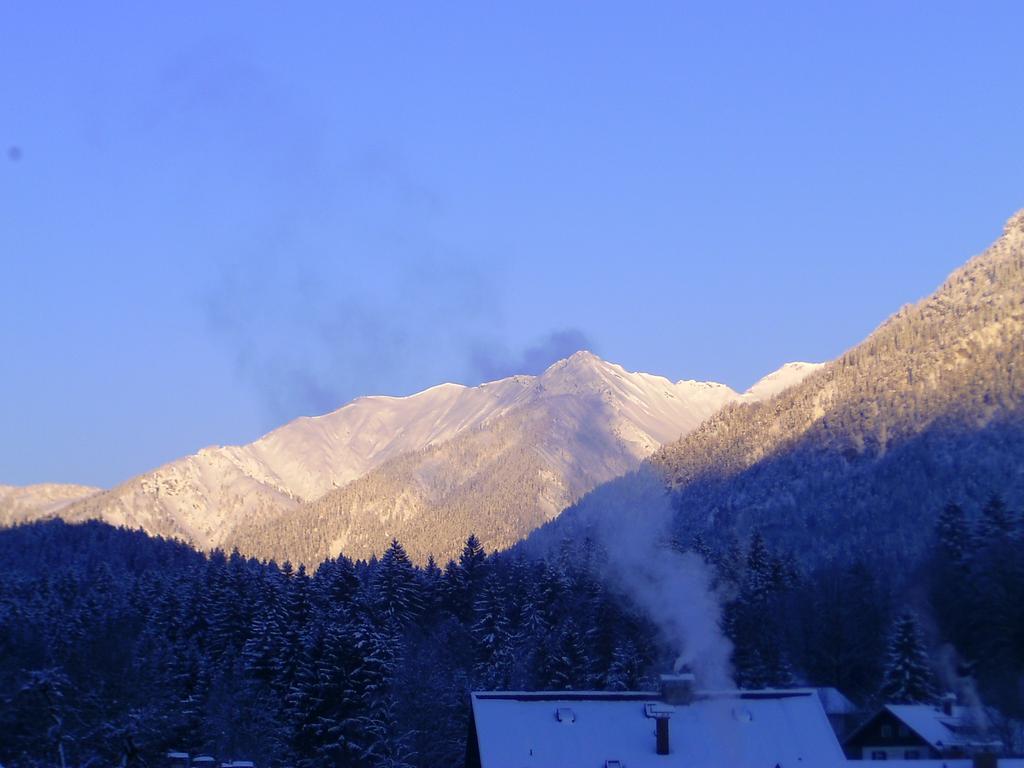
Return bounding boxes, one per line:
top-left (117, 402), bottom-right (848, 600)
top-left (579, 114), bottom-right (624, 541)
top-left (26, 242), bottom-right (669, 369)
top-left (2, 1), bottom-right (1023, 488)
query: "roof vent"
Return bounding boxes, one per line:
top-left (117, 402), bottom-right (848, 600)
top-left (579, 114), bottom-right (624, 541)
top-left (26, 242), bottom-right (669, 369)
top-left (555, 707), bottom-right (576, 723)
top-left (605, 762), bottom-right (624, 768)
top-left (732, 706), bottom-right (754, 723)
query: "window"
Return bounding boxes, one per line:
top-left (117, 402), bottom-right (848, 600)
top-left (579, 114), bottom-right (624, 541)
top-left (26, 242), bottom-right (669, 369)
top-left (904, 750), bottom-right (920, 759)
top-left (871, 751), bottom-right (888, 760)
top-left (881, 724), bottom-right (893, 738)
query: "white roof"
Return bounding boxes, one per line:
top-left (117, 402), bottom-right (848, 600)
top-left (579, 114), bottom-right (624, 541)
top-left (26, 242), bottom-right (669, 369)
top-left (470, 689), bottom-right (847, 768)
top-left (885, 704), bottom-right (1001, 750)
top-left (815, 686), bottom-right (858, 715)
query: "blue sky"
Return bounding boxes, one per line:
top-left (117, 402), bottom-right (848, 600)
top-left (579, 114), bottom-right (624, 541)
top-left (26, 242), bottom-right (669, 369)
top-left (2, 1), bottom-right (1023, 487)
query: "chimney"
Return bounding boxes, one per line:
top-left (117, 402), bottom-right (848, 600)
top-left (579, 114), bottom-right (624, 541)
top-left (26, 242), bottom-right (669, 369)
top-left (660, 673), bottom-right (696, 706)
top-left (644, 703), bottom-right (675, 756)
top-left (941, 692), bottom-right (957, 717)
top-left (655, 717), bottom-right (670, 755)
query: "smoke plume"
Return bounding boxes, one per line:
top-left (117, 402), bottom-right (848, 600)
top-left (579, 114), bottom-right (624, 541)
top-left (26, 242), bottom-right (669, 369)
top-left (469, 329), bottom-right (594, 381)
top-left (580, 467), bottom-right (735, 688)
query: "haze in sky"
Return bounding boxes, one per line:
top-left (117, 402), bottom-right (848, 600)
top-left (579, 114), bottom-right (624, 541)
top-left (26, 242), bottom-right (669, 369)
top-left (2, 1), bottom-right (1023, 487)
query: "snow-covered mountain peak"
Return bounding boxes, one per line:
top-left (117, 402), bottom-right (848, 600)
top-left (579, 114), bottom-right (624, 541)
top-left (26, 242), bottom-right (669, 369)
top-left (743, 361), bottom-right (825, 401)
top-left (23, 351), bottom-right (823, 559)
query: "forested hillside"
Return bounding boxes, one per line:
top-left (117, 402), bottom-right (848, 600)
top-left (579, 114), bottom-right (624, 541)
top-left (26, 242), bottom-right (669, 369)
top-left (649, 210), bottom-right (1024, 562)
top-left (4, 495), bottom-right (1022, 767)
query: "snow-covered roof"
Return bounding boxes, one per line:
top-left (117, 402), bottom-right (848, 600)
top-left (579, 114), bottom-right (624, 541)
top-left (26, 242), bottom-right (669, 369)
top-left (885, 704), bottom-right (1000, 750)
top-left (469, 688), bottom-right (847, 768)
top-left (815, 686), bottom-right (858, 715)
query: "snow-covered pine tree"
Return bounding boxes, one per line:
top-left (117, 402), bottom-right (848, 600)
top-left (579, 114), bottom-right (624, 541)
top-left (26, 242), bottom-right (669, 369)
top-left (472, 573), bottom-right (515, 688)
top-left (605, 639), bottom-right (645, 691)
top-left (880, 611), bottom-right (937, 704)
top-left (445, 534), bottom-right (489, 621)
top-left (541, 618), bottom-right (592, 690)
top-left (743, 532), bottom-right (773, 602)
top-left (343, 617), bottom-right (413, 768)
top-left (373, 540), bottom-right (423, 626)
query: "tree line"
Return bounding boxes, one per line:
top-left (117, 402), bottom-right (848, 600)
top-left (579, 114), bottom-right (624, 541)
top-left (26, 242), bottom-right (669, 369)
top-left (2, 491), bottom-right (1022, 766)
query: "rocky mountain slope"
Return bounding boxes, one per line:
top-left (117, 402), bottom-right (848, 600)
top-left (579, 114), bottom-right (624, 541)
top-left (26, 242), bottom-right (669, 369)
top-left (636, 210), bottom-right (1024, 564)
top-left (231, 352), bottom-right (817, 563)
top-left (53, 376), bottom-right (544, 547)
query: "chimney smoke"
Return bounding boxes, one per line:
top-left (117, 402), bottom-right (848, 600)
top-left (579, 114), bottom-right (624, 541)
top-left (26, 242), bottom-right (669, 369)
top-left (660, 673), bottom-right (696, 706)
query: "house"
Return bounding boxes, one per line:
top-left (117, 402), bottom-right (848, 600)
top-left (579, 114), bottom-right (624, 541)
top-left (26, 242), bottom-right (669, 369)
top-left (466, 673), bottom-right (849, 768)
top-left (166, 752), bottom-right (190, 768)
top-left (844, 695), bottom-right (1003, 761)
top-left (816, 686), bottom-right (861, 740)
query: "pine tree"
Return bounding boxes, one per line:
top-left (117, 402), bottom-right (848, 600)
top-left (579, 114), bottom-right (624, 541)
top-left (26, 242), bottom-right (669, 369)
top-left (936, 502), bottom-right (971, 567)
top-left (372, 540), bottom-right (423, 627)
top-left (880, 612), bottom-right (937, 704)
top-left (541, 618), bottom-right (592, 690)
top-left (978, 494), bottom-right (1014, 544)
top-left (445, 535), bottom-right (488, 621)
top-left (472, 573), bottom-right (515, 688)
top-left (744, 532), bottom-right (773, 602)
top-left (343, 617), bottom-right (411, 768)
top-left (606, 639), bottom-right (645, 691)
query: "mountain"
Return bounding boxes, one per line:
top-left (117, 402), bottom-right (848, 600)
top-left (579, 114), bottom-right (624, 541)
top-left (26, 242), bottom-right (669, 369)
top-left (11, 352), bottom-right (818, 563)
top-left (0, 483), bottom-right (101, 527)
top-left (639, 209), bottom-right (1024, 564)
top-left (227, 352), bottom-right (776, 564)
top-left (52, 377), bottom-right (543, 547)
top-left (742, 361), bottom-right (824, 401)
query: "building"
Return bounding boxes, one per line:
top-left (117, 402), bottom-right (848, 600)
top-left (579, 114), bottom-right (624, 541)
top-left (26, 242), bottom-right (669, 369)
top-left (466, 674), bottom-right (849, 768)
top-left (844, 696), bottom-right (1004, 761)
top-left (816, 686), bottom-right (861, 740)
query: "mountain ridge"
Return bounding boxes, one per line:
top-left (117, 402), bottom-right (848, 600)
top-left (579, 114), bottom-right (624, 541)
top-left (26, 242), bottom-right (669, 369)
top-left (5, 352), bottom-right (820, 562)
